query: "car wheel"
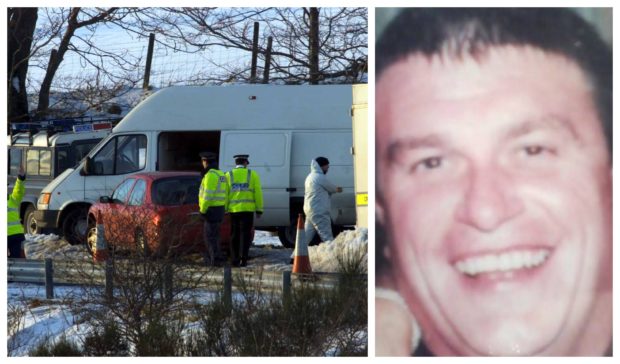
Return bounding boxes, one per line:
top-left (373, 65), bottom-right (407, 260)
top-left (86, 224), bottom-right (97, 257)
top-left (24, 205), bottom-right (39, 235)
top-left (62, 207), bottom-right (89, 245)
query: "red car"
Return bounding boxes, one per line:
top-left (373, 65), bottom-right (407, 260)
top-left (87, 172), bottom-right (232, 257)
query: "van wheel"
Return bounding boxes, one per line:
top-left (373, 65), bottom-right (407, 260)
top-left (277, 216), bottom-right (321, 248)
top-left (277, 221), bottom-right (296, 249)
top-left (63, 207), bottom-right (89, 245)
top-left (24, 205), bottom-right (39, 235)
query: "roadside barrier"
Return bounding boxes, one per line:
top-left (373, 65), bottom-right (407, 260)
top-left (8, 258), bottom-right (362, 301)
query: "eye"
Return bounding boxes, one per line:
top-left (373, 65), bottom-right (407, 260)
top-left (410, 156), bottom-right (443, 173)
top-left (522, 145), bottom-right (556, 157)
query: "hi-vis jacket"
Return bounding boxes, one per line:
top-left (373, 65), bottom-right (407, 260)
top-left (8, 178), bottom-right (25, 236)
top-left (227, 167), bottom-right (263, 213)
top-left (199, 168), bottom-right (229, 214)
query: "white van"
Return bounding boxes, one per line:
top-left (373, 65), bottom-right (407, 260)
top-left (35, 84), bottom-right (367, 247)
top-left (9, 123), bottom-right (113, 234)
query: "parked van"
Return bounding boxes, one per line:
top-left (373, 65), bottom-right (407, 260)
top-left (36, 85), bottom-right (367, 246)
top-left (8, 122), bottom-right (113, 234)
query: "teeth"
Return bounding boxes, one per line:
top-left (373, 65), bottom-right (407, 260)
top-left (455, 250), bottom-right (550, 277)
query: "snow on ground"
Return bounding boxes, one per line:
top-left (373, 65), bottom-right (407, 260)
top-left (251, 230), bottom-right (282, 247)
top-left (9, 227), bottom-right (367, 356)
top-left (8, 284), bottom-right (229, 357)
top-left (23, 234), bottom-right (91, 261)
top-left (20, 227), bottom-right (368, 274)
top-left (310, 228), bottom-right (368, 273)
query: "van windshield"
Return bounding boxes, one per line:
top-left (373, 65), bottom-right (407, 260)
top-left (152, 176), bottom-right (201, 206)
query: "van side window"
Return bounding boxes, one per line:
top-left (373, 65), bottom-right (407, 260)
top-left (26, 149), bottom-right (52, 176)
top-left (56, 148), bottom-right (69, 173)
top-left (9, 148), bottom-right (23, 176)
top-left (116, 135), bottom-right (147, 174)
top-left (91, 134), bottom-right (146, 175)
top-left (92, 139), bottom-right (116, 175)
top-left (72, 140), bottom-right (100, 167)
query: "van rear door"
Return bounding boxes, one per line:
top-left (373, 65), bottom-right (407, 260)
top-left (220, 131), bottom-right (291, 228)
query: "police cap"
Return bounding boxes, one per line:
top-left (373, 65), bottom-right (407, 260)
top-left (234, 154), bottom-right (250, 164)
top-left (199, 151), bottom-right (217, 161)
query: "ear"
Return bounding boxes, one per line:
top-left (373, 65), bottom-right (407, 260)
top-left (376, 195), bottom-right (386, 225)
top-left (376, 196), bottom-right (392, 260)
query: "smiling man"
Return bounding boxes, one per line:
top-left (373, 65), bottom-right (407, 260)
top-left (375, 8), bottom-right (612, 356)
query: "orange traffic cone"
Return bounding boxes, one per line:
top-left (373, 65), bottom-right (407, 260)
top-left (292, 214), bottom-right (312, 274)
top-left (94, 211), bottom-right (108, 263)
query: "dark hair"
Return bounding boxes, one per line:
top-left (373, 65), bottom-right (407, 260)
top-left (377, 8), bottom-right (612, 157)
top-left (315, 156), bottom-right (330, 167)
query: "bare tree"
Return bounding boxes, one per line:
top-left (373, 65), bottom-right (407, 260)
top-left (33, 7), bottom-right (144, 119)
top-left (122, 7), bottom-right (367, 85)
top-left (8, 8), bottom-right (38, 124)
top-left (11, 7), bottom-right (365, 124)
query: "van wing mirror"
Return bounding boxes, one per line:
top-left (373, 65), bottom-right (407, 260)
top-left (81, 156), bottom-right (94, 176)
top-left (99, 196), bottom-right (112, 203)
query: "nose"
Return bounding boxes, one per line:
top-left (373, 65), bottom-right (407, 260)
top-left (455, 162), bottom-right (524, 232)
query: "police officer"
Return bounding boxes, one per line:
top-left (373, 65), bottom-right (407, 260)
top-left (226, 154), bottom-right (263, 267)
top-left (8, 165), bottom-right (26, 258)
top-left (198, 152), bottom-right (228, 266)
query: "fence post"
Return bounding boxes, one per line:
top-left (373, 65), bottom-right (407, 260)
top-left (262, 36), bottom-right (273, 84)
top-left (282, 270), bottom-right (291, 305)
top-left (105, 258), bottom-right (114, 302)
top-left (143, 33), bottom-right (155, 90)
top-left (44, 258), bottom-right (54, 299)
top-left (224, 266), bottom-right (232, 308)
top-left (250, 22), bottom-right (260, 83)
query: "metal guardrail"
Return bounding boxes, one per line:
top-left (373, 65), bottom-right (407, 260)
top-left (8, 258), bottom-right (366, 300)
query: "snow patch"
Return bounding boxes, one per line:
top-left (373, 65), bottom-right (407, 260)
top-left (23, 234), bottom-right (90, 261)
top-left (309, 227), bottom-right (368, 273)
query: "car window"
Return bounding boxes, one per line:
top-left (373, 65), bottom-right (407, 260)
top-left (111, 178), bottom-right (136, 204)
top-left (152, 176), bottom-right (201, 206)
top-left (128, 179), bottom-right (147, 206)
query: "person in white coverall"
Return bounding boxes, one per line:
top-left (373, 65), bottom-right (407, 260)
top-left (303, 157), bottom-right (342, 245)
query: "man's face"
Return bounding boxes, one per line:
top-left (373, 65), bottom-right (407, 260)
top-left (376, 46), bottom-right (612, 355)
top-left (201, 159), bottom-right (208, 169)
top-left (321, 164), bottom-right (330, 174)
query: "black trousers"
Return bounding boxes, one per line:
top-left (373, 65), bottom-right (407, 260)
top-left (230, 212), bottom-right (254, 263)
top-left (8, 233), bottom-right (24, 258)
top-left (203, 206), bottom-right (225, 265)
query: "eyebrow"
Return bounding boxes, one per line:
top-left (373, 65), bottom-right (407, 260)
top-left (386, 134), bottom-right (446, 164)
top-left (384, 114), bottom-right (579, 165)
top-left (505, 115), bottom-right (579, 141)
